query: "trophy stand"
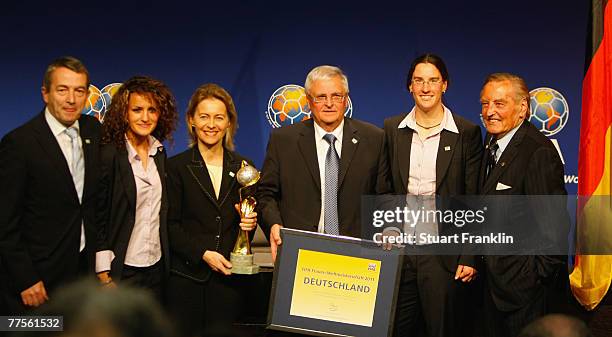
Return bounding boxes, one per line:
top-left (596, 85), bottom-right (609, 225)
top-left (230, 161), bottom-right (260, 275)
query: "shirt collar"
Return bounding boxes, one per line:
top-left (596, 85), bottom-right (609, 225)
top-left (125, 134), bottom-right (163, 161)
top-left (314, 119), bottom-right (344, 144)
top-left (494, 122), bottom-right (522, 158)
top-left (45, 107), bottom-right (79, 137)
top-left (397, 105), bottom-right (459, 134)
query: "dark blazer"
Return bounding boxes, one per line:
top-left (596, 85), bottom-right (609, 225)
top-left (258, 118), bottom-right (391, 238)
top-left (97, 143), bottom-right (170, 280)
top-left (166, 147), bottom-right (253, 283)
top-left (478, 120), bottom-right (568, 311)
top-left (0, 112), bottom-right (102, 300)
top-left (383, 112), bottom-right (483, 270)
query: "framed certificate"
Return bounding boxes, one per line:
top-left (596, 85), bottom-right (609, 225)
top-left (267, 228), bottom-right (402, 337)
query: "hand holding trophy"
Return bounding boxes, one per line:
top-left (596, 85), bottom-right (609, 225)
top-left (230, 160), bottom-right (260, 274)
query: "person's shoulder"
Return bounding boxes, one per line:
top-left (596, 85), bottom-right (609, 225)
top-left (100, 142), bottom-right (123, 159)
top-left (79, 114), bottom-right (102, 131)
top-left (229, 150), bottom-right (251, 163)
top-left (383, 113), bottom-right (408, 130)
top-left (1, 113), bottom-right (44, 144)
top-left (450, 113), bottom-right (479, 130)
top-left (228, 150), bottom-right (256, 168)
top-left (272, 120), bottom-right (311, 135)
top-left (523, 121), bottom-right (555, 150)
top-left (347, 118), bottom-right (383, 137)
top-left (168, 148), bottom-right (193, 164)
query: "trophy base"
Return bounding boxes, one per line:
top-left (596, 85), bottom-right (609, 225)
top-left (230, 252), bottom-right (260, 275)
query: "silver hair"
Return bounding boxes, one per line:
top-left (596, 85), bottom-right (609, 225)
top-left (482, 72), bottom-right (531, 115)
top-left (304, 65), bottom-right (349, 95)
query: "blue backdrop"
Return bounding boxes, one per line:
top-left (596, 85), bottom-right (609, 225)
top-left (0, 1), bottom-right (587, 194)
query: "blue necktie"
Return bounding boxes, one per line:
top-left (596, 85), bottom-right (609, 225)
top-left (323, 133), bottom-right (340, 236)
top-left (65, 127), bottom-right (84, 203)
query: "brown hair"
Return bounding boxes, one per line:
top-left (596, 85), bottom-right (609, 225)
top-left (185, 83), bottom-right (238, 151)
top-left (43, 56), bottom-right (90, 90)
top-left (102, 76), bottom-right (178, 148)
top-left (406, 53), bottom-right (450, 90)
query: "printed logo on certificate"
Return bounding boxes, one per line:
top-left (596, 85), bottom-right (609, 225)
top-left (289, 249), bottom-right (382, 327)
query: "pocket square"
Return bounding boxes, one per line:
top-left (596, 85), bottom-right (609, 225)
top-left (495, 182), bottom-right (512, 191)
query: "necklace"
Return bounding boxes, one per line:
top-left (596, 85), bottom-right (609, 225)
top-left (415, 120), bottom-right (442, 129)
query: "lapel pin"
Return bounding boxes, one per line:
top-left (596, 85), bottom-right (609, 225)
top-left (84, 139), bottom-right (91, 144)
top-left (444, 146), bottom-right (451, 151)
top-left (501, 162), bottom-right (505, 167)
top-left (352, 138), bottom-right (358, 144)
top-left (229, 172), bottom-right (235, 177)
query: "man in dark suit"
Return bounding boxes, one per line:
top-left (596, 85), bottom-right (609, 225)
top-left (259, 65), bottom-right (390, 261)
top-left (478, 73), bottom-right (568, 337)
top-left (0, 56), bottom-right (103, 313)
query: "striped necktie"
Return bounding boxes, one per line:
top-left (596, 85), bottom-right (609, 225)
top-left (323, 133), bottom-right (340, 236)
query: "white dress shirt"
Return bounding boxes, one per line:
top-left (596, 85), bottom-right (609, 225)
top-left (313, 120), bottom-right (344, 234)
top-left (123, 136), bottom-right (163, 267)
top-left (493, 122), bottom-right (522, 162)
top-left (44, 108), bottom-right (86, 252)
top-left (397, 106), bottom-right (459, 240)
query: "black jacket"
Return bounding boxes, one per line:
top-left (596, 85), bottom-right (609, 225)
top-left (167, 147), bottom-right (254, 283)
top-left (97, 142), bottom-right (170, 279)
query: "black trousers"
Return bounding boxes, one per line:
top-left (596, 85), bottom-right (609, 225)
top-left (393, 255), bottom-right (470, 337)
top-left (121, 261), bottom-right (164, 303)
top-left (167, 272), bottom-right (250, 337)
top-left (484, 283), bottom-right (546, 337)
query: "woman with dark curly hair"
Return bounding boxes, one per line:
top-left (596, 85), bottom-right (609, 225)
top-left (95, 76), bottom-right (178, 302)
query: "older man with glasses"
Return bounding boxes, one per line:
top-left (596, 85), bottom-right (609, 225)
top-left (258, 65), bottom-right (391, 262)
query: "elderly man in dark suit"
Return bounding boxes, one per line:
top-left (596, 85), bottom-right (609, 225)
top-left (478, 72), bottom-right (568, 337)
top-left (0, 56), bottom-right (104, 313)
top-left (259, 65), bottom-right (390, 261)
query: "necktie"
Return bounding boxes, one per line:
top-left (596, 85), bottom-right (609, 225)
top-left (485, 137), bottom-right (499, 181)
top-left (323, 133), bottom-right (340, 236)
top-left (65, 127), bottom-right (84, 202)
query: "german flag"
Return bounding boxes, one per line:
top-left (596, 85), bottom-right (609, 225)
top-left (569, 0), bottom-right (612, 311)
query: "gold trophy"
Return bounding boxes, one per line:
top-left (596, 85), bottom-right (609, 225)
top-left (230, 160), bottom-right (260, 274)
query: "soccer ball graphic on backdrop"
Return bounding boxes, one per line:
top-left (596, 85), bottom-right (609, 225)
top-left (266, 84), bottom-right (353, 128)
top-left (81, 83), bottom-right (123, 123)
top-left (528, 87), bottom-right (569, 137)
top-left (82, 85), bottom-right (106, 121)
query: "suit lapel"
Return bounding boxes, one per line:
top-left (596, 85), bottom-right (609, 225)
top-left (186, 147), bottom-right (219, 207)
top-left (483, 122), bottom-right (528, 193)
top-left (297, 120), bottom-right (321, 190)
top-left (32, 113), bottom-right (79, 203)
top-left (153, 147), bottom-right (167, 203)
top-left (117, 147), bottom-right (137, 210)
top-left (435, 129), bottom-right (459, 191)
top-left (339, 119), bottom-right (359, 188)
top-left (217, 149), bottom-right (239, 207)
top-left (79, 118), bottom-right (98, 203)
top-left (478, 135), bottom-right (491, 193)
top-left (396, 125), bottom-right (414, 194)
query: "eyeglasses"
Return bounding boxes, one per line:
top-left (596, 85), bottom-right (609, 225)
top-left (411, 78), bottom-right (443, 87)
top-left (309, 94), bottom-right (347, 104)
